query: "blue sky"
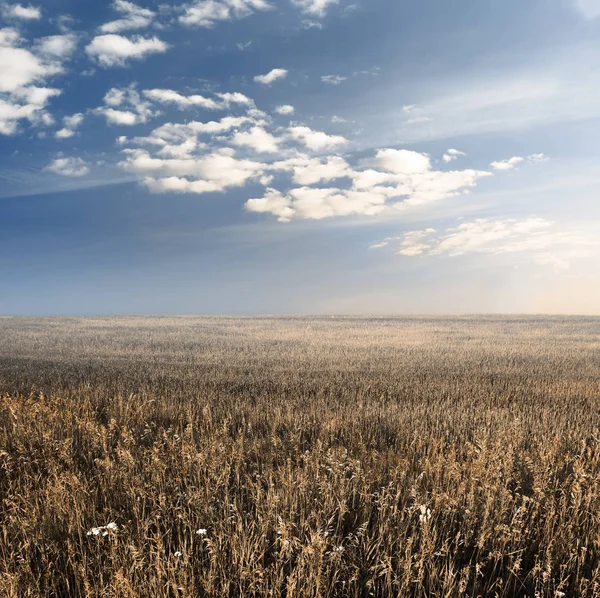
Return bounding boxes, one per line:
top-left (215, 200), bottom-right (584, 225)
top-left (1, 0), bottom-right (599, 314)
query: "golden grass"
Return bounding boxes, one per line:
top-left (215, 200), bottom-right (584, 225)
top-left (1, 316), bottom-right (600, 597)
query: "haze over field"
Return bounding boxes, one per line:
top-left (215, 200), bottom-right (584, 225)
top-left (1, 0), bottom-right (599, 314)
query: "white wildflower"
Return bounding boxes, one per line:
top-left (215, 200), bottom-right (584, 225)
top-left (196, 528), bottom-right (207, 536)
top-left (86, 522), bottom-right (118, 537)
top-left (419, 505), bottom-right (432, 524)
top-left (174, 551), bottom-right (182, 558)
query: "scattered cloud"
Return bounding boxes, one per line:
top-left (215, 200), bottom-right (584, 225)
top-left (443, 148), bottom-right (466, 163)
top-left (528, 153), bottom-right (549, 163)
top-left (383, 218), bottom-right (600, 270)
top-left (301, 19), bottom-right (323, 29)
top-left (275, 104), bottom-right (295, 115)
top-left (55, 112), bottom-right (84, 139)
top-left (141, 88), bottom-right (253, 111)
top-left (85, 34), bottom-right (168, 67)
top-left (35, 34), bottom-right (78, 59)
top-left (99, 0), bottom-right (155, 34)
top-left (179, 0), bottom-right (272, 27)
top-left (143, 88), bottom-right (221, 110)
top-left (232, 126), bottom-right (280, 153)
top-left (490, 156), bottom-right (524, 171)
top-left (292, 0), bottom-right (339, 17)
top-left (95, 86), bottom-right (157, 125)
top-left (254, 68), bottom-right (288, 85)
top-left (0, 27), bottom-right (65, 135)
top-left (2, 3), bottom-right (41, 20)
top-left (287, 125), bottom-right (347, 150)
top-left (321, 74), bottom-right (347, 85)
top-left (45, 156), bottom-right (91, 177)
top-left (373, 148), bottom-right (431, 174)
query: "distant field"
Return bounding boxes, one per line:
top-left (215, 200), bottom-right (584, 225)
top-left (1, 316), bottom-right (600, 597)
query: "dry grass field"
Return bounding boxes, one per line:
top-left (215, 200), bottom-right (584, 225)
top-left (1, 316), bottom-right (600, 597)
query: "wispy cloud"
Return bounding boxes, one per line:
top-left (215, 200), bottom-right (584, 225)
top-left (254, 68), bottom-right (288, 84)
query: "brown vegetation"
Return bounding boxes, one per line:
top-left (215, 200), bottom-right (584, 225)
top-left (1, 316), bottom-right (600, 597)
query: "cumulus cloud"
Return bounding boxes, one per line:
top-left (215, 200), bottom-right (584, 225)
top-left (0, 28), bottom-right (66, 135)
top-left (272, 154), bottom-right (350, 185)
top-left (55, 112), bottom-right (84, 139)
top-left (254, 68), bottom-right (288, 84)
top-left (126, 149), bottom-right (266, 193)
top-left (2, 3), bottom-right (41, 20)
top-left (111, 87), bottom-right (513, 226)
top-left (179, 0), bottom-right (272, 27)
top-left (275, 104), bottom-right (294, 115)
top-left (382, 218), bottom-right (600, 270)
top-left (443, 148), bottom-right (466, 163)
top-left (490, 156), bottom-right (524, 171)
top-left (36, 34), bottom-right (78, 59)
top-left (292, 0), bottom-right (339, 17)
top-left (85, 34), bottom-right (168, 67)
top-left (246, 144), bottom-right (492, 221)
top-left (142, 88), bottom-right (253, 111)
top-left (99, 0), bottom-right (155, 33)
top-left (95, 86), bottom-right (157, 125)
top-left (287, 125), bottom-right (347, 150)
top-left (45, 156), bottom-right (90, 177)
top-left (143, 88), bottom-right (221, 110)
top-left (232, 126), bottom-right (280, 153)
top-left (373, 149), bottom-right (431, 174)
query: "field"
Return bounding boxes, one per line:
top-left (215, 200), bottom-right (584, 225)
top-left (1, 316), bottom-right (600, 597)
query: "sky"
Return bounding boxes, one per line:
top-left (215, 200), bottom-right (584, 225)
top-left (1, 0), bottom-right (599, 315)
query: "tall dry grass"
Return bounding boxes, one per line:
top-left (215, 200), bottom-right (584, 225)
top-left (1, 316), bottom-right (599, 597)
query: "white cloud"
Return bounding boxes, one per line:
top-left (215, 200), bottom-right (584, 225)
top-left (528, 153), bottom-right (549, 163)
top-left (143, 88), bottom-right (221, 110)
top-left (245, 187), bottom-right (295, 222)
top-left (321, 74), bottom-right (346, 85)
top-left (215, 92), bottom-right (254, 106)
top-left (391, 218), bottom-right (600, 270)
top-left (275, 104), bottom-right (294, 115)
top-left (95, 86), bottom-right (157, 125)
top-left (179, 0), bottom-right (272, 27)
top-left (490, 156), bottom-right (524, 171)
top-left (112, 92), bottom-right (499, 226)
top-left (273, 154), bottom-right (350, 185)
top-left (0, 28), bottom-right (65, 135)
top-left (254, 68), bottom-right (288, 85)
top-left (292, 0), bottom-right (339, 17)
top-left (232, 126), bottom-right (280, 153)
top-left (0, 31), bottom-right (62, 93)
top-left (248, 144), bottom-right (492, 221)
top-left (55, 112), bottom-right (84, 139)
top-left (287, 125), bottom-right (347, 151)
top-left (2, 3), bottom-right (41, 20)
top-left (247, 185), bottom-right (388, 221)
top-left (443, 148), bottom-right (466, 163)
top-left (85, 34), bottom-right (168, 67)
top-left (141, 88), bottom-right (253, 111)
top-left (35, 34), bottom-right (78, 59)
top-left (45, 156), bottom-right (90, 177)
top-left (123, 148), bottom-right (266, 193)
top-left (373, 148), bottom-right (431, 174)
top-left (99, 0), bottom-right (155, 34)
